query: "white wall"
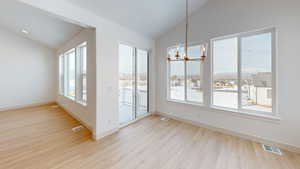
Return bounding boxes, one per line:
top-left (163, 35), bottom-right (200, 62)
top-left (0, 27), bottom-right (56, 110)
top-left (20, 0), bottom-right (156, 139)
top-left (56, 28), bottom-right (97, 134)
top-left (96, 24), bottom-right (156, 138)
top-left (156, 0), bottom-right (300, 149)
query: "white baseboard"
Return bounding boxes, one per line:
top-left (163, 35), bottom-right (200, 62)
top-left (156, 112), bottom-right (300, 154)
top-left (94, 112), bottom-right (154, 141)
top-left (0, 101), bottom-right (56, 112)
top-left (94, 128), bottom-right (120, 141)
top-left (56, 102), bottom-right (95, 138)
top-left (119, 112), bottom-right (153, 129)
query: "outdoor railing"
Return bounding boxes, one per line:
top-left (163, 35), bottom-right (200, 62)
top-left (119, 88), bottom-right (147, 109)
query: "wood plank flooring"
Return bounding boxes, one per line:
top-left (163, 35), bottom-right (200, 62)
top-left (0, 105), bottom-right (299, 169)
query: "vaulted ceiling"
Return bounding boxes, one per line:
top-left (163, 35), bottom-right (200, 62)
top-left (66, 0), bottom-right (207, 38)
top-left (0, 0), bottom-right (83, 50)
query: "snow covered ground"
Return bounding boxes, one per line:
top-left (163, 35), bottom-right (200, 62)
top-left (170, 86), bottom-right (272, 113)
top-left (119, 87), bottom-right (148, 124)
top-left (119, 86), bottom-right (272, 124)
top-left (119, 104), bottom-right (148, 124)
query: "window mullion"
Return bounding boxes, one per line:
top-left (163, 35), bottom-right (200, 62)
top-left (200, 58), bottom-right (205, 105)
top-left (272, 30), bottom-right (277, 116)
top-left (81, 47), bottom-right (84, 101)
top-left (167, 60), bottom-right (170, 100)
top-left (75, 48), bottom-right (77, 101)
top-left (209, 41), bottom-right (214, 107)
top-left (75, 48), bottom-right (79, 101)
top-left (81, 48), bottom-right (84, 101)
top-left (65, 54), bottom-right (69, 97)
top-left (184, 60), bottom-right (187, 102)
top-left (237, 36), bottom-right (242, 110)
top-left (78, 47), bottom-right (83, 102)
top-left (63, 55), bottom-right (65, 95)
top-left (133, 48), bottom-right (137, 119)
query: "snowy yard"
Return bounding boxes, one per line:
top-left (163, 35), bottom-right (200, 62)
top-left (170, 86), bottom-right (272, 113)
top-left (118, 86), bottom-right (272, 124)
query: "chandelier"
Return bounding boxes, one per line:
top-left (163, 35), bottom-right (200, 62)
top-left (167, 0), bottom-right (208, 61)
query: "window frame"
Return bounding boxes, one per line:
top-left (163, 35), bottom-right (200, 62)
top-left (165, 28), bottom-right (279, 120)
top-left (76, 42), bottom-right (88, 105)
top-left (64, 48), bottom-right (76, 100)
top-left (59, 55), bottom-right (64, 96)
top-left (118, 42), bottom-right (150, 124)
top-left (166, 44), bottom-right (205, 105)
top-left (59, 41), bottom-right (88, 106)
top-left (210, 27), bottom-right (278, 117)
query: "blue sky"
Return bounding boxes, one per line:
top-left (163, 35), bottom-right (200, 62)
top-left (119, 32), bottom-right (272, 76)
top-left (214, 32), bottom-right (272, 74)
top-left (169, 32), bottom-right (272, 76)
top-left (119, 44), bottom-right (148, 74)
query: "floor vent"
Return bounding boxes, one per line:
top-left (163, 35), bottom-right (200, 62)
top-left (72, 125), bottom-right (84, 132)
top-left (262, 144), bottom-right (282, 155)
top-left (160, 117), bottom-right (170, 121)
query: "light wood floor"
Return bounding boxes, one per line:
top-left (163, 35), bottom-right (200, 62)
top-left (0, 105), bottom-right (300, 169)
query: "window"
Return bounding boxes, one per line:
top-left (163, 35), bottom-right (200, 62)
top-left (168, 45), bottom-right (204, 104)
top-left (59, 55), bottom-right (64, 95)
top-left (212, 37), bottom-right (238, 109)
top-left (59, 42), bottom-right (88, 105)
top-left (187, 60), bottom-right (203, 103)
top-left (212, 28), bottom-right (276, 115)
top-left (76, 42), bottom-right (87, 104)
top-left (65, 49), bottom-right (76, 99)
top-left (169, 61), bottom-right (185, 101)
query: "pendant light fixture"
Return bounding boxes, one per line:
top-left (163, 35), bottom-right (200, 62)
top-left (167, 0), bottom-right (208, 61)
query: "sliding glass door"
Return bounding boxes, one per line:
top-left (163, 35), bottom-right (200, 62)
top-left (119, 44), bottom-right (135, 124)
top-left (136, 49), bottom-right (148, 117)
top-left (119, 44), bottom-right (149, 124)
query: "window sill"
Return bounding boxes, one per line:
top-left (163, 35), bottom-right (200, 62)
top-left (66, 96), bottom-right (76, 101)
top-left (59, 95), bottom-right (87, 107)
top-left (210, 105), bottom-right (280, 123)
top-left (77, 101), bottom-right (87, 107)
top-left (167, 99), bottom-right (205, 107)
top-left (166, 99), bottom-right (280, 123)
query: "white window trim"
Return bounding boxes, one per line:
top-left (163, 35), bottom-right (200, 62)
top-left (166, 44), bottom-right (205, 105)
top-left (59, 41), bottom-right (88, 106)
top-left (210, 27), bottom-right (278, 119)
top-left (59, 55), bottom-right (64, 96)
top-left (65, 48), bottom-right (76, 100)
top-left (118, 42), bottom-right (151, 122)
top-left (76, 42), bottom-right (88, 104)
top-left (165, 27), bottom-right (279, 121)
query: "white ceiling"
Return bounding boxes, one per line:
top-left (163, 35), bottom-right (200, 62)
top-left (66, 0), bottom-right (207, 39)
top-left (0, 0), bottom-right (84, 50)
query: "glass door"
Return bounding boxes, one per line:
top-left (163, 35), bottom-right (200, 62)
top-left (119, 44), bottom-right (135, 124)
top-left (119, 44), bottom-right (149, 124)
top-left (136, 49), bottom-right (149, 117)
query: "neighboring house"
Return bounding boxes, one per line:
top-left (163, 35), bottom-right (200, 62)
top-left (248, 72), bottom-right (272, 107)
